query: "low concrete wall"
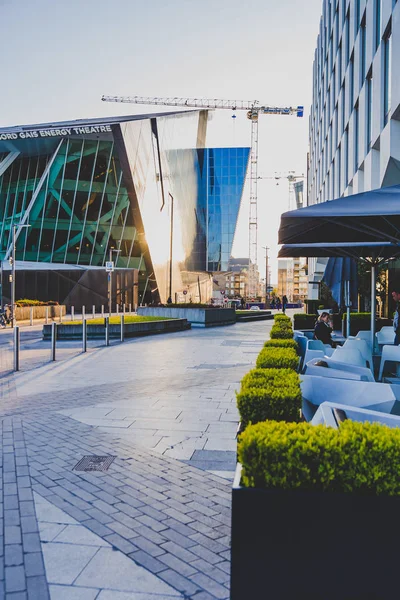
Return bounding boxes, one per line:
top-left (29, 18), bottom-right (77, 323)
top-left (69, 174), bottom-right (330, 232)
top-left (137, 307), bottom-right (236, 327)
top-left (16, 305), bottom-right (66, 320)
top-left (236, 312), bottom-right (274, 322)
top-left (42, 318), bottom-right (190, 340)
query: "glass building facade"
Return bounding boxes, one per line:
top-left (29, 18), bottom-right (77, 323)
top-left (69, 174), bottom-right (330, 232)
top-left (0, 112), bottom-right (249, 306)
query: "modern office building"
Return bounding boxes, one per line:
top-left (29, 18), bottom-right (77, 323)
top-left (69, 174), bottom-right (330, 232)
top-left (307, 0), bottom-right (400, 298)
top-left (0, 112), bottom-right (249, 307)
top-left (278, 258), bottom-right (308, 303)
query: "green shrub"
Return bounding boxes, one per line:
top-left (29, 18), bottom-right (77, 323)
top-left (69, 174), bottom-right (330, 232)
top-left (341, 312), bottom-right (371, 321)
top-left (256, 347), bottom-right (298, 370)
top-left (270, 324), bottom-right (294, 339)
top-left (264, 339), bottom-right (298, 351)
top-left (15, 299), bottom-right (59, 307)
top-left (237, 369), bottom-right (301, 426)
top-left (294, 313), bottom-right (316, 320)
top-left (274, 314), bottom-right (291, 323)
top-left (238, 420), bottom-right (400, 495)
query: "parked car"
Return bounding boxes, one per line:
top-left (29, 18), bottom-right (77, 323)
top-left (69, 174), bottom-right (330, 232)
top-left (250, 306), bottom-right (261, 311)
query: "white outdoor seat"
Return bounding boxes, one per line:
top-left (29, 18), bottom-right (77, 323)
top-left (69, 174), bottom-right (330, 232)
top-left (304, 356), bottom-right (375, 382)
top-left (343, 338), bottom-right (373, 370)
top-left (378, 345), bottom-right (400, 381)
top-left (302, 349), bottom-right (325, 370)
top-left (330, 346), bottom-right (366, 368)
top-left (348, 331), bottom-right (373, 350)
top-left (304, 363), bottom-right (366, 381)
top-left (376, 327), bottom-right (395, 348)
top-left (301, 374), bottom-right (399, 421)
top-left (311, 401), bottom-right (400, 429)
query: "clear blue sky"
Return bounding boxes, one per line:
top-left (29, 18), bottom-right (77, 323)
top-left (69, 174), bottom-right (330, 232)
top-left (0, 0), bottom-right (323, 281)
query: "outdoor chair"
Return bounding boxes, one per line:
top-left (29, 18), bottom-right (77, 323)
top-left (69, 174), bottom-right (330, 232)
top-left (302, 349), bottom-right (325, 371)
top-left (348, 331), bottom-right (373, 350)
top-left (378, 345), bottom-right (400, 381)
top-left (376, 327), bottom-right (395, 349)
top-left (343, 338), bottom-right (373, 370)
top-left (304, 356), bottom-right (375, 382)
top-left (311, 401), bottom-right (400, 429)
top-left (330, 347), bottom-right (366, 368)
top-left (301, 374), bottom-right (400, 421)
top-left (307, 339), bottom-right (335, 355)
top-left (304, 362), bottom-right (366, 381)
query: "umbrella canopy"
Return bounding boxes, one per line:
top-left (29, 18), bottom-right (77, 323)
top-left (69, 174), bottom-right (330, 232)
top-left (279, 241), bottom-right (400, 348)
top-left (279, 184), bottom-right (400, 245)
top-left (323, 257), bottom-right (358, 309)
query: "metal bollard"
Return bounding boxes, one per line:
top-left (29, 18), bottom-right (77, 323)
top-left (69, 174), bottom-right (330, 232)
top-left (123, 303), bottom-right (126, 314)
top-left (71, 306), bottom-right (75, 321)
top-left (105, 316), bottom-right (110, 346)
top-left (82, 319), bottom-right (87, 353)
top-left (82, 305), bottom-right (85, 321)
top-left (51, 322), bottom-right (57, 361)
top-left (92, 304), bottom-right (95, 319)
top-left (120, 314), bottom-right (124, 343)
top-left (30, 307), bottom-right (33, 326)
top-left (116, 304), bottom-right (119, 315)
top-left (13, 326), bottom-right (20, 372)
top-left (101, 305), bottom-right (104, 318)
top-left (129, 303), bottom-right (132, 315)
top-left (45, 306), bottom-right (49, 325)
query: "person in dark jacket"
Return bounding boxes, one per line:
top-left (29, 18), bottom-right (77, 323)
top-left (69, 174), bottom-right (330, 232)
top-left (314, 312), bottom-right (334, 346)
top-left (282, 295), bottom-right (288, 314)
top-left (392, 288), bottom-right (400, 345)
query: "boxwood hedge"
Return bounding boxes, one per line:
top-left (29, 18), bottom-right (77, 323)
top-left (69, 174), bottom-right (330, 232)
top-left (274, 314), bottom-right (291, 323)
top-left (270, 324), bottom-right (294, 340)
top-left (238, 420), bottom-right (400, 495)
top-left (264, 339), bottom-right (298, 351)
top-left (237, 369), bottom-right (301, 426)
top-left (256, 347), bottom-right (298, 370)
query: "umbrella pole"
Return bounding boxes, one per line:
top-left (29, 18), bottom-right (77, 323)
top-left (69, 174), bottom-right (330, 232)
top-left (346, 281), bottom-right (351, 338)
top-left (371, 264), bottom-right (376, 351)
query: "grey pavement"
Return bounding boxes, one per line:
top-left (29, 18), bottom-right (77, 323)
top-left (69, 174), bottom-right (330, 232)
top-left (0, 310), bottom-right (285, 599)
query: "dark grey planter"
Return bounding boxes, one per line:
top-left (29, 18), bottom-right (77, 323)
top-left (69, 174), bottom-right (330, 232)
top-left (42, 318), bottom-right (190, 340)
top-left (231, 463), bottom-right (400, 600)
top-left (137, 307), bottom-right (236, 327)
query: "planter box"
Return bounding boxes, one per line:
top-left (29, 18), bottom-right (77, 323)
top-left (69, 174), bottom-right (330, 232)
top-left (235, 311), bottom-right (273, 322)
top-left (342, 316), bottom-right (392, 336)
top-left (137, 307), bottom-right (236, 327)
top-left (42, 318), bottom-right (190, 340)
top-left (231, 463), bottom-right (400, 599)
top-left (294, 315), bottom-right (316, 330)
top-left (16, 305), bottom-right (66, 320)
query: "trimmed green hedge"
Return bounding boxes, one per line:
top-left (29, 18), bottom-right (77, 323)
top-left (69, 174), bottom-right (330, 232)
top-left (270, 324), bottom-right (294, 339)
top-left (294, 313), bottom-right (316, 320)
top-left (16, 299), bottom-right (59, 307)
top-left (256, 347), bottom-right (298, 370)
top-left (274, 314), bottom-right (291, 323)
top-left (237, 373), bottom-right (301, 427)
top-left (264, 339), bottom-right (298, 350)
top-left (238, 420), bottom-right (400, 495)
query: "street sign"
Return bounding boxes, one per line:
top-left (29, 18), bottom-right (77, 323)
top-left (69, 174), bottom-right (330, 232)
top-left (105, 261), bottom-right (114, 273)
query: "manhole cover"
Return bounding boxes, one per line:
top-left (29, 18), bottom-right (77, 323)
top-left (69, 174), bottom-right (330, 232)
top-left (73, 456), bottom-right (116, 472)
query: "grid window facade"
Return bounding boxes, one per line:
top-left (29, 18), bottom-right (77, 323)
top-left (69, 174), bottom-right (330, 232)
top-left (308, 0), bottom-right (399, 206)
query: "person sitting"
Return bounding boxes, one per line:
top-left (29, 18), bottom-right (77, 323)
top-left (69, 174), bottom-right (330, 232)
top-left (314, 312), bottom-right (335, 347)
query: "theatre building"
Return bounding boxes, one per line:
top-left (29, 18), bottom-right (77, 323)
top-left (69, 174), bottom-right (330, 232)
top-left (0, 112), bottom-right (249, 308)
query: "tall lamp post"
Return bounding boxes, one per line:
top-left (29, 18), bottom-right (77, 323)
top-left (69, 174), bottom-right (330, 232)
top-left (108, 247), bottom-right (121, 316)
top-left (11, 224), bottom-right (30, 328)
top-left (262, 246), bottom-right (269, 305)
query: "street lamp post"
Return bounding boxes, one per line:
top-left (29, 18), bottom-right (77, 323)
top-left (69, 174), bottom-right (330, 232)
top-left (262, 246), bottom-right (270, 305)
top-left (11, 224), bottom-right (30, 328)
top-left (108, 247), bottom-right (121, 316)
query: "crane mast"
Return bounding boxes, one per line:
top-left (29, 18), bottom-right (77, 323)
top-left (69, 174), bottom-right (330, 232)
top-left (101, 95), bottom-right (303, 297)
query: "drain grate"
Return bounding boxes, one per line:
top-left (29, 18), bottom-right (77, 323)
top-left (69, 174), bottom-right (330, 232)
top-left (73, 455), bottom-right (116, 472)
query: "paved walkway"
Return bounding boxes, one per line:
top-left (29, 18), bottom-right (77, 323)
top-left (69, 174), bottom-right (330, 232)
top-left (0, 313), bottom-right (281, 599)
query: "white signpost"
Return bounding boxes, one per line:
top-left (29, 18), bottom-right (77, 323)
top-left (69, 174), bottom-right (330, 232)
top-left (105, 261), bottom-right (114, 273)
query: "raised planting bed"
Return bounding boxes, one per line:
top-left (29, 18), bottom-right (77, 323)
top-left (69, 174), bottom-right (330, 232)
top-left (43, 317), bottom-right (190, 339)
top-left (235, 310), bottom-right (273, 322)
top-left (137, 307), bottom-right (236, 327)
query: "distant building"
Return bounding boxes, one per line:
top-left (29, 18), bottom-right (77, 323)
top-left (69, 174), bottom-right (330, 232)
top-left (278, 258), bottom-right (308, 303)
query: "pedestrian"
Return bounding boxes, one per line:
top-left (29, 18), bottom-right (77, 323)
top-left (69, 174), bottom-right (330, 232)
top-left (270, 297), bottom-right (275, 309)
top-left (282, 295), bottom-right (288, 314)
top-left (276, 297), bottom-right (281, 311)
top-left (314, 311), bottom-right (335, 347)
top-left (392, 287), bottom-right (400, 345)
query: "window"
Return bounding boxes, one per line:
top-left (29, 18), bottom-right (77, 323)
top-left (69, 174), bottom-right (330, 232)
top-left (354, 103), bottom-right (359, 173)
top-left (366, 71), bottom-right (373, 153)
top-left (349, 55), bottom-right (354, 111)
top-left (342, 81), bottom-right (346, 133)
top-left (338, 143), bottom-right (342, 195)
top-left (338, 42), bottom-right (342, 84)
top-left (344, 127), bottom-right (349, 187)
top-left (360, 15), bottom-right (366, 85)
top-left (383, 31), bottom-right (392, 126)
top-left (332, 159), bottom-right (336, 198)
top-left (375, 0), bottom-right (381, 51)
top-left (355, 0), bottom-right (360, 35)
top-left (345, 10), bottom-right (350, 64)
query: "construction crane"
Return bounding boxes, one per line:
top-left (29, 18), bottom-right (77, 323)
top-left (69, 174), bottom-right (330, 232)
top-left (258, 171), bottom-right (305, 210)
top-left (101, 95), bottom-right (304, 296)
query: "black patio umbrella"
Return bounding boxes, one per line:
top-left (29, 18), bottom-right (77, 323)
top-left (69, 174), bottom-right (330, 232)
top-left (279, 184), bottom-right (400, 246)
top-left (279, 242), bottom-right (400, 347)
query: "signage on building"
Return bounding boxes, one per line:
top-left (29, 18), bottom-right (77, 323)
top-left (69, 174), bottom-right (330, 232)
top-left (105, 261), bottom-right (114, 272)
top-left (0, 124), bottom-right (113, 141)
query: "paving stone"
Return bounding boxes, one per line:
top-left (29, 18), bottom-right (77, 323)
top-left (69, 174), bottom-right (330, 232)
top-left (5, 565), bottom-right (26, 593)
top-left (5, 545), bottom-right (23, 567)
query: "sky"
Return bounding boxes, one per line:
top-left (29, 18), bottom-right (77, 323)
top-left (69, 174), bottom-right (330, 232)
top-left (0, 0), bottom-right (323, 283)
